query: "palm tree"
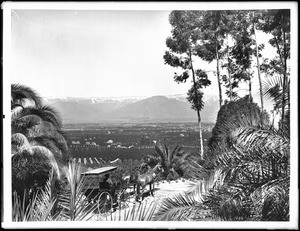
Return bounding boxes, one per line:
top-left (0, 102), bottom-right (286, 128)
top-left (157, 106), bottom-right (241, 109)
top-left (143, 141), bottom-right (193, 180)
top-left (262, 75), bottom-right (290, 135)
top-left (203, 125), bottom-right (289, 221)
top-left (206, 96), bottom-right (289, 221)
top-left (154, 96), bottom-right (289, 221)
top-left (12, 162), bottom-right (100, 221)
top-left (11, 83), bottom-right (43, 110)
top-left (11, 83), bottom-right (69, 198)
top-left (12, 169), bottom-right (59, 221)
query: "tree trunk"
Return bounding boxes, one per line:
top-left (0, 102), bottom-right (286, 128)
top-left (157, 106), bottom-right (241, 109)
top-left (253, 16), bottom-right (264, 126)
top-left (248, 69), bottom-right (253, 126)
top-left (248, 69), bottom-right (252, 99)
top-left (215, 40), bottom-right (222, 108)
top-left (226, 34), bottom-right (232, 101)
top-left (281, 29), bottom-right (287, 130)
top-left (189, 50), bottom-right (204, 159)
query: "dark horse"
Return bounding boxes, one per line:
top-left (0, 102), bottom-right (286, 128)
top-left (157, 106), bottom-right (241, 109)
top-left (135, 164), bottom-right (163, 202)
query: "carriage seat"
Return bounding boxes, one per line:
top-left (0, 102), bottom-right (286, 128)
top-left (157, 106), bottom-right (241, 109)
top-left (99, 182), bottom-right (110, 191)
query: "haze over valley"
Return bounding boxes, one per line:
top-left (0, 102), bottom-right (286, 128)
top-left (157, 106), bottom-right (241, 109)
top-left (44, 94), bottom-right (220, 124)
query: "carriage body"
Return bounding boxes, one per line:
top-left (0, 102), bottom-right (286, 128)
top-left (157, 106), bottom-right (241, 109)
top-left (81, 166), bottom-right (118, 209)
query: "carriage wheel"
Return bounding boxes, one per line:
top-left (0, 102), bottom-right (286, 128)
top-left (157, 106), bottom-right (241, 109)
top-left (97, 191), bottom-right (113, 214)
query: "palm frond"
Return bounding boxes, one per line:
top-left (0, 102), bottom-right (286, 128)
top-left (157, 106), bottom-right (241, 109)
top-left (262, 75), bottom-right (290, 111)
top-left (154, 168), bottom-right (225, 221)
top-left (209, 95), bottom-right (268, 148)
top-left (154, 192), bottom-right (201, 221)
top-left (251, 177), bottom-right (289, 221)
top-left (229, 127), bottom-right (289, 152)
top-left (11, 133), bottom-right (31, 155)
top-left (106, 200), bottom-right (158, 221)
top-left (11, 83), bottom-right (43, 109)
top-left (12, 106), bottom-right (62, 128)
top-left (12, 146), bottom-right (60, 178)
top-left (58, 160), bottom-right (98, 221)
top-left (203, 185), bottom-right (252, 221)
top-left (12, 170), bottom-right (59, 221)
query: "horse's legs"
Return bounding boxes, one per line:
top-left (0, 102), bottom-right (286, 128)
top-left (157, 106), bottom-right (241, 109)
top-left (135, 183), bottom-right (140, 202)
top-left (141, 186), bottom-right (145, 201)
top-left (149, 183), bottom-right (152, 196)
top-left (151, 183), bottom-right (154, 196)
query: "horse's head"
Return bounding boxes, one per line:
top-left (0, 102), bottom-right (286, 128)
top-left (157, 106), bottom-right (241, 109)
top-left (122, 172), bottom-right (131, 184)
top-left (139, 163), bottom-right (150, 174)
top-left (154, 163), bottom-right (164, 173)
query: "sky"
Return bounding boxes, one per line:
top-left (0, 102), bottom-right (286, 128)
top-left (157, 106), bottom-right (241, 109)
top-left (11, 10), bottom-right (193, 98)
top-left (9, 6), bottom-right (287, 99)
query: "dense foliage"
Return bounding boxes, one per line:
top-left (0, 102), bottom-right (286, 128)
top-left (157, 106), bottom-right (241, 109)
top-left (11, 84), bottom-right (70, 200)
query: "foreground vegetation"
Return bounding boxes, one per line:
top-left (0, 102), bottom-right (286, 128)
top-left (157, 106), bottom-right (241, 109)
top-left (11, 86), bottom-right (290, 222)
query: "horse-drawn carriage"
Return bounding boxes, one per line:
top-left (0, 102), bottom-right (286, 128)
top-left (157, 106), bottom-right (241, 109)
top-left (81, 166), bottom-right (119, 212)
top-left (81, 163), bottom-right (164, 213)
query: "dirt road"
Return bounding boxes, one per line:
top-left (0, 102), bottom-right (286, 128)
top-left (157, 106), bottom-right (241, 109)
top-left (93, 179), bottom-right (198, 221)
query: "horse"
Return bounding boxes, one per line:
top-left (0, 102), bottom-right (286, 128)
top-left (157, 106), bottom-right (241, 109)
top-left (122, 170), bottom-right (139, 193)
top-left (135, 164), bottom-right (163, 202)
top-left (121, 164), bottom-right (150, 194)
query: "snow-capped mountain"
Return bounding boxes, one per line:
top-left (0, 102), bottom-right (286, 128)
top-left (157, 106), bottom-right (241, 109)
top-left (42, 94), bottom-right (221, 124)
top-left (43, 92), bottom-right (273, 124)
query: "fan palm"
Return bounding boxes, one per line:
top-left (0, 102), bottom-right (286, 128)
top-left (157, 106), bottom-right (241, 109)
top-left (11, 83), bottom-right (43, 110)
top-left (11, 84), bottom-right (69, 199)
top-left (12, 105), bottom-right (69, 162)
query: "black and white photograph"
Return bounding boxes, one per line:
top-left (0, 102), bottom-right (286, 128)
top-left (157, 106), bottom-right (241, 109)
top-left (2, 1), bottom-right (298, 229)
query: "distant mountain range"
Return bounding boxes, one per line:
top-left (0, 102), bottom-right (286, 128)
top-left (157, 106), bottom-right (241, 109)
top-left (43, 94), bottom-right (220, 124)
top-left (43, 92), bottom-right (274, 124)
